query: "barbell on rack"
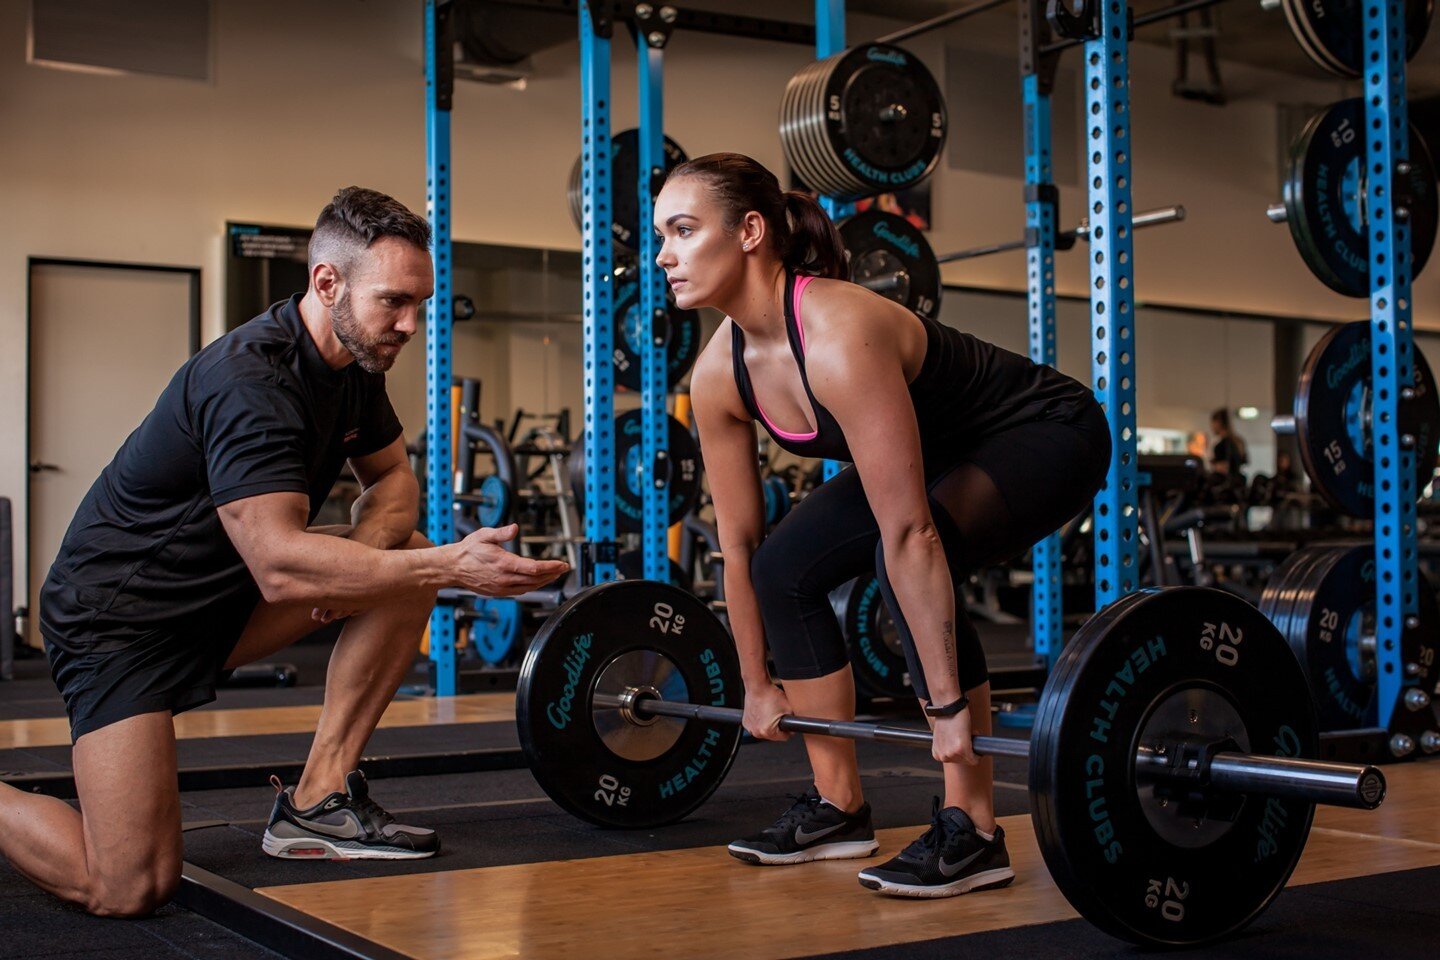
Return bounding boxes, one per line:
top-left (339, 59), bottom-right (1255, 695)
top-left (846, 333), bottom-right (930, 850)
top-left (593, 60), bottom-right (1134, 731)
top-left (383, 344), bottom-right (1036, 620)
top-left (516, 578), bottom-right (1386, 948)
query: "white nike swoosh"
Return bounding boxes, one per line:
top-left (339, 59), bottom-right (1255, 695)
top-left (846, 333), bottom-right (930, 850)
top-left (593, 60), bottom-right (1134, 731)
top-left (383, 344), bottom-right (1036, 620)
top-left (938, 848), bottom-right (985, 877)
top-left (794, 822), bottom-right (847, 844)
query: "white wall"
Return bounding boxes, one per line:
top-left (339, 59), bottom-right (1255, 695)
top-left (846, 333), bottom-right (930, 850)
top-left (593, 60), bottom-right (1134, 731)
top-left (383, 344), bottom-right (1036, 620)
top-left (2, 0), bottom-right (1430, 590)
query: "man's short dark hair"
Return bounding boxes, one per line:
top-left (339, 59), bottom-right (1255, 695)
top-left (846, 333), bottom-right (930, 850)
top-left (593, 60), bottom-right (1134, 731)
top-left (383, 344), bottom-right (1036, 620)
top-left (308, 186), bottom-right (432, 276)
top-left (1211, 408), bottom-right (1230, 430)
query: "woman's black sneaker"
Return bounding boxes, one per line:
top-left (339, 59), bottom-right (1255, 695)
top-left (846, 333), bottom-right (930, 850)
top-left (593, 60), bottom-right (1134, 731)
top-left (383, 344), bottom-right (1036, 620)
top-left (262, 770), bottom-right (440, 860)
top-left (728, 786), bottom-right (879, 865)
top-left (857, 798), bottom-right (1014, 898)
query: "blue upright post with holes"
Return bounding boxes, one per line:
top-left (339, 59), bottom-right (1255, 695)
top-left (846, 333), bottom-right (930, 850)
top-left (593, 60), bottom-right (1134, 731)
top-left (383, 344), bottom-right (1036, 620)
top-left (637, 22), bottom-right (671, 583)
top-left (1086, 0), bottom-right (1139, 611)
top-left (581, 0), bottom-right (618, 585)
top-left (1363, 0), bottom-right (1416, 737)
top-left (424, 0), bottom-right (456, 695)
top-left (1023, 70), bottom-right (1063, 664)
top-left (816, 0), bottom-right (849, 483)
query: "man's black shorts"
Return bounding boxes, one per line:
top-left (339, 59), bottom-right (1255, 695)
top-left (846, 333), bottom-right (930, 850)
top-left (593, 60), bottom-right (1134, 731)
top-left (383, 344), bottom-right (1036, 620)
top-left (44, 587), bottom-right (261, 742)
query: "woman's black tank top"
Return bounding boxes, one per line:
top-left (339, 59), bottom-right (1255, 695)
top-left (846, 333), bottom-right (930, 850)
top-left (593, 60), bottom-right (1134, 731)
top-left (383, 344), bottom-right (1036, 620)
top-left (730, 273), bottom-right (1094, 464)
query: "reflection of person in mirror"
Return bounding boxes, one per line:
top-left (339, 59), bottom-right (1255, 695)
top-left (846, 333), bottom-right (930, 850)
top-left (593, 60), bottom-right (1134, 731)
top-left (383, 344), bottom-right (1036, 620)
top-left (1209, 408), bottom-right (1248, 481)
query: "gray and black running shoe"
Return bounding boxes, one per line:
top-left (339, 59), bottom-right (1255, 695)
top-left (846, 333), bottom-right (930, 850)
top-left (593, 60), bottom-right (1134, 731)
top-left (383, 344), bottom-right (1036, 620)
top-left (728, 785), bottom-right (878, 865)
top-left (262, 770), bottom-right (439, 861)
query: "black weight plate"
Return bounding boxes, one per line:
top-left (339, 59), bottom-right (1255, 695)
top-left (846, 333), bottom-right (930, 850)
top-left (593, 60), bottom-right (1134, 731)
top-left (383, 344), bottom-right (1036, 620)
top-left (612, 279), bottom-right (702, 393)
top-left (1286, 545), bottom-right (1440, 730)
top-left (837, 574), bottom-right (912, 701)
top-left (820, 44), bottom-right (946, 199)
top-left (1259, 546), bottom-right (1333, 651)
top-left (567, 129), bottom-right (688, 253)
top-left (837, 211), bottom-right (942, 320)
top-left (1282, 0), bottom-right (1432, 78)
top-left (781, 59), bottom-right (853, 198)
top-left (1292, 321), bottom-right (1440, 516)
top-left (1282, 99), bottom-right (1439, 297)
top-left (571, 410), bottom-right (703, 533)
top-left (517, 580), bottom-right (743, 828)
top-left (1031, 587), bottom-right (1318, 947)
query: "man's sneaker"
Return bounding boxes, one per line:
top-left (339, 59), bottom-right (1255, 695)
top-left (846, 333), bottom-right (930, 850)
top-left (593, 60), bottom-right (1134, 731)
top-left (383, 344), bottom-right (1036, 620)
top-left (728, 786), bottom-right (879, 865)
top-left (262, 770), bottom-right (439, 861)
top-left (857, 799), bottom-right (1013, 898)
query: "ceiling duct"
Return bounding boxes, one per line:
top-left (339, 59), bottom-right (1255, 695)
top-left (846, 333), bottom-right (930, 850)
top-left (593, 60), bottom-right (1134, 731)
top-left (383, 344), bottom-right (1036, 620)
top-left (452, 0), bottom-right (576, 85)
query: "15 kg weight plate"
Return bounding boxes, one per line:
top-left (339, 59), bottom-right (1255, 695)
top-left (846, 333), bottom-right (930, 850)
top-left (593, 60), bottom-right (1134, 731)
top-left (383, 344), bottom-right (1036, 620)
top-left (1289, 321), bottom-right (1440, 516)
top-left (1281, 99), bottom-right (1438, 297)
top-left (568, 129), bottom-right (688, 253)
top-left (1280, 0), bottom-right (1432, 78)
top-left (571, 410), bottom-right (703, 533)
top-left (613, 279), bottom-right (701, 393)
top-left (837, 211), bottom-right (942, 320)
top-left (779, 44), bottom-right (947, 201)
top-left (516, 580), bottom-right (744, 828)
top-left (1030, 588), bottom-right (1317, 946)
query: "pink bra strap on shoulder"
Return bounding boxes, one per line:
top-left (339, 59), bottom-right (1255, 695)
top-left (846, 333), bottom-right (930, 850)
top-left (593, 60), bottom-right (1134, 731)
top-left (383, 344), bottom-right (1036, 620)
top-left (792, 275), bottom-right (815, 354)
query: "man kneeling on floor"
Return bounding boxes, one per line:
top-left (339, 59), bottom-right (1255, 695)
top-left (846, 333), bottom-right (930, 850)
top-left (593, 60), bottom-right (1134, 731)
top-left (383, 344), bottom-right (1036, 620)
top-left (0, 187), bottom-right (569, 917)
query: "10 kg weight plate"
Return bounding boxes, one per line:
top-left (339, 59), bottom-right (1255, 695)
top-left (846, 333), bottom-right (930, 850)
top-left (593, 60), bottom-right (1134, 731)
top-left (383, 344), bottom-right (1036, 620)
top-left (516, 580), bottom-right (744, 828)
top-left (1030, 588), bottom-right (1318, 946)
top-left (837, 211), bottom-right (942, 321)
top-left (1280, 99), bottom-right (1438, 297)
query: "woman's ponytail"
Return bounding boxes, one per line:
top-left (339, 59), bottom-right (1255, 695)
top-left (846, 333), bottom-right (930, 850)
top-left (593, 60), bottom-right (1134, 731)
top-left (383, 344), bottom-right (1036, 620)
top-left (782, 191), bottom-right (848, 280)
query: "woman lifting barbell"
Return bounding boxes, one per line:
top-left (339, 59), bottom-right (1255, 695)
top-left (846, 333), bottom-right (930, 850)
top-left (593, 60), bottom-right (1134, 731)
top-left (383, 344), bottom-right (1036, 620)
top-left (657, 153), bottom-right (1110, 898)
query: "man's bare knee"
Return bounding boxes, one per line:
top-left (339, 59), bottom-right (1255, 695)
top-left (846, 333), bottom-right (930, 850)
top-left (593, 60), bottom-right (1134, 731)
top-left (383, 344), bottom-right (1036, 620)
top-left (86, 867), bottom-right (179, 918)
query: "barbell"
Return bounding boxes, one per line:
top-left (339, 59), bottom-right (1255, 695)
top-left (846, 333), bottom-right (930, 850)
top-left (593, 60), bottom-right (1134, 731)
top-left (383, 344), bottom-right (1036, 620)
top-left (516, 578), bottom-right (1387, 948)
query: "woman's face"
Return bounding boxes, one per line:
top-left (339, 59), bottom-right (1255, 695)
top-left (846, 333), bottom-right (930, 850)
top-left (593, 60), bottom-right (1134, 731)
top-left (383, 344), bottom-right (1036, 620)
top-left (653, 176), bottom-right (747, 311)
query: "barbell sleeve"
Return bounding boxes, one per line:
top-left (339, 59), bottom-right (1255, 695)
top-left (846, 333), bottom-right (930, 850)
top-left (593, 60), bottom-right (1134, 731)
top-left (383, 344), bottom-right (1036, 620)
top-left (1072, 204), bottom-right (1187, 240)
top-left (939, 205), bottom-right (1186, 264)
top-left (1267, 203), bottom-right (1289, 224)
top-left (1271, 414), bottom-right (1297, 435)
top-left (630, 696), bottom-right (1384, 808)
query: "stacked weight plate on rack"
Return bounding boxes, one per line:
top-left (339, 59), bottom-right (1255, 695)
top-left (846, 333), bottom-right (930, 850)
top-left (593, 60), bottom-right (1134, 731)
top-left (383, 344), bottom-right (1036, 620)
top-left (1280, 0), bottom-right (1432, 77)
top-left (1259, 546), bottom-right (1440, 735)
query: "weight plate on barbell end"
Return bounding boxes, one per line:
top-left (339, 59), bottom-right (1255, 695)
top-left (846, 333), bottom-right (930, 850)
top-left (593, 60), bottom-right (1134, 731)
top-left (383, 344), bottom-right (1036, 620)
top-left (1281, 0), bottom-right (1432, 78)
top-left (781, 58), bottom-right (855, 199)
top-left (476, 474), bottom-right (512, 528)
top-left (567, 129), bottom-right (688, 253)
top-left (1259, 545), bottom-right (1335, 656)
top-left (837, 211), bottom-right (942, 321)
top-left (1030, 587), bottom-right (1318, 947)
top-left (1282, 99), bottom-right (1439, 298)
top-left (1291, 321), bottom-right (1440, 516)
top-left (612, 279), bottom-right (702, 393)
top-left (570, 410), bottom-right (703, 533)
top-left (470, 597), bottom-right (524, 666)
top-left (835, 573), bottom-right (913, 701)
top-left (515, 579), bottom-right (744, 828)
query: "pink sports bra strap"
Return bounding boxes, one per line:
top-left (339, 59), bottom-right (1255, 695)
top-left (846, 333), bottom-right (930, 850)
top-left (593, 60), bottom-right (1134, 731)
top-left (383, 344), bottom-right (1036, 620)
top-left (792, 275), bottom-right (815, 354)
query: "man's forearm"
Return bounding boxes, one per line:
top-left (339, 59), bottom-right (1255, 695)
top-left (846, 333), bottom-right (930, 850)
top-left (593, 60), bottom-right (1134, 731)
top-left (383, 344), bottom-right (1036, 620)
top-left (261, 532), bottom-right (454, 607)
top-left (349, 466), bottom-right (420, 549)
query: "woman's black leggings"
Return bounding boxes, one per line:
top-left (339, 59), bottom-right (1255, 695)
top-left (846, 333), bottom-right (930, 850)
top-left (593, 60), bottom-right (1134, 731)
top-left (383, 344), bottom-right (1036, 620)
top-left (751, 406), bottom-right (1112, 701)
